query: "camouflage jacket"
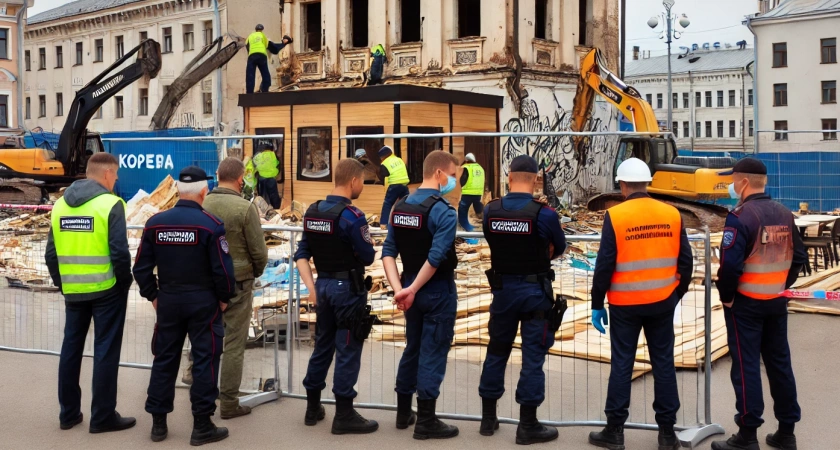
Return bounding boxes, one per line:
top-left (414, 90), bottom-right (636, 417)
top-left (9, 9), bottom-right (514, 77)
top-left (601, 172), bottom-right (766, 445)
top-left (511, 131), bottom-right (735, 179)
top-left (203, 187), bottom-right (268, 282)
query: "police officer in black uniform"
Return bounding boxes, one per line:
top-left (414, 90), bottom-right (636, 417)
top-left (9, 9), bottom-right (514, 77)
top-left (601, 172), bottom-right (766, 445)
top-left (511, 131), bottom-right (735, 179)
top-left (478, 155), bottom-right (567, 445)
top-left (133, 166), bottom-right (236, 446)
top-left (295, 159), bottom-right (379, 435)
top-left (712, 158), bottom-right (808, 450)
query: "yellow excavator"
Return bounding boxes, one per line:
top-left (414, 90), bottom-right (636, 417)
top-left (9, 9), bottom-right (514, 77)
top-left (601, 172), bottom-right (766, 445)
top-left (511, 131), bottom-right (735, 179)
top-left (572, 48), bottom-right (734, 230)
top-left (0, 40), bottom-right (162, 203)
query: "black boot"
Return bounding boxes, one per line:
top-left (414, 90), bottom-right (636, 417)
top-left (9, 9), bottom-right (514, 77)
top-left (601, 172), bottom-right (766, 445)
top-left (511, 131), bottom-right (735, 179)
top-left (331, 396), bottom-right (379, 435)
top-left (515, 405), bottom-right (558, 445)
top-left (151, 414), bottom-right (168, 442)
top-left (304, 389), bottom-right (326, 426)
top-left (396, 393), bottom-right (416, 429)
top-left (711, 431), bottom-right (760, 450)
top-left (766, 431), bottom-right (797, 450)
top-left (190, 415), bottom-right (229, 446)
top-left (658, 425), bottom-right (680, 450)
top-left (413, 398), bottom-right (459, 440)
top-left (588, 424), bottom-right (625, 450)
top-left (479, 397), bottom-right (499, 436)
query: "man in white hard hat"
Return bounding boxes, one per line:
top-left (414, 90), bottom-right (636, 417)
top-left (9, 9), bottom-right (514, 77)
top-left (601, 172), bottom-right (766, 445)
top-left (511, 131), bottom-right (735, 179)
top-left (458, 153), bottom-right (485, 231)
top-left (587, 158), bottom-right (693, 450)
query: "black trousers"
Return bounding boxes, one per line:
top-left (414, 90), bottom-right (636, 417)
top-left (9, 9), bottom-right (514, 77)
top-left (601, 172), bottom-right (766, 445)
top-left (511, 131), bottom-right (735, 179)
top-left (257, 176), bottom-right (281, 209)
top-left (246, 53), bottom-right (271, 94)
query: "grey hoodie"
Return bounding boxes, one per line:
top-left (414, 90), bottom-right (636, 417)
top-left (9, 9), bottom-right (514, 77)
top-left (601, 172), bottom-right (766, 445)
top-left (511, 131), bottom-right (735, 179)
top-left (45, 179), bottom-right (133, 302)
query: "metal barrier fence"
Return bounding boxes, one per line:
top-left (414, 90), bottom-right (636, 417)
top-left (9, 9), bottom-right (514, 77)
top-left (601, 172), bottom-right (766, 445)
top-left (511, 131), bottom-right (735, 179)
top-left (0, 224), bottom-right (723, 447)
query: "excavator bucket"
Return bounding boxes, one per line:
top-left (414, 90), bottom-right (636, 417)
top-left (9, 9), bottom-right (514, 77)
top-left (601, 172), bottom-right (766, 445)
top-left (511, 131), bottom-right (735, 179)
top-left (587, 192), bottom-right (730, 231)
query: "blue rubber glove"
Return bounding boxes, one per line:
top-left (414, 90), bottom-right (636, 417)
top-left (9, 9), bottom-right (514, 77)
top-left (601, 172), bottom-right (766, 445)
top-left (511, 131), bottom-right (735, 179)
top-left (591, 308), bottom-right (608, 334)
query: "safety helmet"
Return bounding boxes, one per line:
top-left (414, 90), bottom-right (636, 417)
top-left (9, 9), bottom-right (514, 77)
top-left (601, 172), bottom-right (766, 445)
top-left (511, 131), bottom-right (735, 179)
top-left (614, 157), bottom-right (652, 182)
top-left (354, 149), bottom-right (367, 159)
top-left (465, 153), bottom-right (476, 163)
top-left (255, 24), bottom-right (264, 31)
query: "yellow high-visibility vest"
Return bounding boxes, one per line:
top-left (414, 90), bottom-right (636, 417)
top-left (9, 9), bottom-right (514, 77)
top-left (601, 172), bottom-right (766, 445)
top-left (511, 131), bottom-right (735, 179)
top-left (381, 154), bottom-right (409, 187)
top-left (462, 163), bottom-right (485, 196)
top-left (247, 32), bottom-right (268, 56)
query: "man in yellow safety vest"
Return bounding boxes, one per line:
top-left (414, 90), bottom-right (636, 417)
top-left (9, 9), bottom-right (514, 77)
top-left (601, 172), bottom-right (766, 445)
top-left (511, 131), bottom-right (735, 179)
top-left (45, 153), bottom-right (136, 433)
top-left (458, 153), bottom-right (485, 231)
top-left (253, 141), bottom-right (282, 208)
top-left (245, 24), bottom-right (292, 93)
top-left (378, 145), bottom-right (409, 227)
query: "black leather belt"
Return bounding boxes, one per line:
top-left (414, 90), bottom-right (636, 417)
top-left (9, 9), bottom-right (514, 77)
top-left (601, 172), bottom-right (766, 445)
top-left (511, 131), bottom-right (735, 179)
top-left (319, 271), bottom-right (352, 280)
top-left (496, 271), bottom-right (555, 284)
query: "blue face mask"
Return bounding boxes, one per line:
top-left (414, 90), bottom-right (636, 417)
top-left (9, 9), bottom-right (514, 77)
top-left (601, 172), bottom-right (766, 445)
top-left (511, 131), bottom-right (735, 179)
top-left (728, 182), bottom-right (739, 199)
top-left (439, 173), bottom-right (457, 195)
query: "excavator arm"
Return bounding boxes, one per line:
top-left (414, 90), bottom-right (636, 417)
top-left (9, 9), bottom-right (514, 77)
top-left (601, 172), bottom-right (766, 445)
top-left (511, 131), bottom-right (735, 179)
top-left (150, 36), bottom-right (245, 130)
top-left (57, 39), bottom-right (162, 176)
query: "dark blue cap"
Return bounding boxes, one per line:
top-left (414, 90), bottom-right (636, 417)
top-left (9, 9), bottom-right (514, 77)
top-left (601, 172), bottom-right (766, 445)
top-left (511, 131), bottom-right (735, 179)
top-left (718, 157), bottom-right (766, 176)
top-left (378, 146), bottom-right (393, 157)
top-left (179, 166), bottom-right (213, 183)
top-left (509, 155), bottom-right (538, 174)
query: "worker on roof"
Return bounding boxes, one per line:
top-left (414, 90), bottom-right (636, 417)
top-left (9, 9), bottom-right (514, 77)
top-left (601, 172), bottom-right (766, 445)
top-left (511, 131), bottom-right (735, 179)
top-left (478, 155), bottom-right (567, 445)
top-left (588, 158), bottom-right (693, 450)
top-left (711, 158), bottom-right (807, 450)
top-left (458, 153), bottom-right (485, 231)
top-left (295, 159), bottom-right (379, 435)
top-left (253, 141), bottom-right (282, 209)
top-left (133, 166), bottom-right (236, 446)
top-left (368, 44), bottom-right (386, 85)
top-left (46, 152), bottom-right (136, 434)
top-left (245, 24), bottom-right (292, 94)
top-left (383, 150), bottom-right (460, 440)
top-left (377, 145), bottom-right (409, 228)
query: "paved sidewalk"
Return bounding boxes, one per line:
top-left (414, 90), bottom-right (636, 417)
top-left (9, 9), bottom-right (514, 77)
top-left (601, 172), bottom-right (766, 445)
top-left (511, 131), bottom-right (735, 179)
top-left (1, 313), bottom-right (837, 449)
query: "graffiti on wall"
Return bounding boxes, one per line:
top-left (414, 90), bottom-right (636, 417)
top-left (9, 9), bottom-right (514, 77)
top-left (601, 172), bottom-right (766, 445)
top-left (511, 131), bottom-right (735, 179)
top-left (501, 94), bottom-right (618, 207)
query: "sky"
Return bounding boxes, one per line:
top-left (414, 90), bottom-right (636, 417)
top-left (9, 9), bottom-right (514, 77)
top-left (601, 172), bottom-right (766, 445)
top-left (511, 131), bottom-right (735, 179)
top-left (29, 0), bottom-right (758, 56)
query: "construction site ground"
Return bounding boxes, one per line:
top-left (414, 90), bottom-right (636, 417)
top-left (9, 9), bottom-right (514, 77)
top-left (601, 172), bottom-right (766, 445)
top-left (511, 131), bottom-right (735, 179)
top-left (1, 312), bottom-right (837, 449)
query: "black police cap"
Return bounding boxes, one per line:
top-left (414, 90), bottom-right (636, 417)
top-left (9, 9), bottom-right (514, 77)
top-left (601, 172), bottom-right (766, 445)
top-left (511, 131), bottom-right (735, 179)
top-left (509, 155), bottom-right (538, 174)
top-left (718, 157), bottom-right (767, 176)
top-left (179, 166), bottom-right (214, 183)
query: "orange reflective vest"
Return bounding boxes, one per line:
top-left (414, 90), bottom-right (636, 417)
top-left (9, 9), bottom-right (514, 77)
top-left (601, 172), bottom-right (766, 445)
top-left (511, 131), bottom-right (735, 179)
top-left (606, 197), bottom-right (682, 306)
top-left (737, 221), bottom-right (793, 300)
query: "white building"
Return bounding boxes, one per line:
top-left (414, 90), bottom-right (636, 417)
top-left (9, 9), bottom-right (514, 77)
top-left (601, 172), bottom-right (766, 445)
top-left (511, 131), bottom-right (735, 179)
top-left (625, 47), bottom-right (755, 153)
top-left (747, 0), bottom-right (839, 152)
top-left (23, 0), bottom-right (281, 134)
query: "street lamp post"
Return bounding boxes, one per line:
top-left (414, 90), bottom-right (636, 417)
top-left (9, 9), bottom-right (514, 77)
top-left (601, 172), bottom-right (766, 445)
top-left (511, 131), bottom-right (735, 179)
top-left (648, 0), bottom-right (690, 132)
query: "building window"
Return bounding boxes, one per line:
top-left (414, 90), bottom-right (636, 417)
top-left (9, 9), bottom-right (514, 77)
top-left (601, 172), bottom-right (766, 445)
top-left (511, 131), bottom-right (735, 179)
top-left (822, 38), bottom-right (837, 64)
top-left (774, 121), bottom-right (788, 141)
top-left (705, 121), bottom-right (712, 137)
top-left (717, 120), bottom-right (724, 138)
top-left (717, 90), bottom-right (724, 107)
top-left (115, 35), bottom-right (124, 59)
top-left (94, 107), bottom-right (102, 120)
top-left (75, 42), bottom-right (83, 65)
top-left (95, 39), bottom-right (103, 62)
top-left (683, 121), bottom-right (689, 137)
top-left (774, 83), bottom-right (788, 106)
top-left (682, 92), bottom-right (689, 109)
top-left (55, 46), bottom-right (63, 68)
top-left (138, 88), bottom-right (149, 116)
top-left (729, 120), bottom-right (736, 138)
top-left (748, 120), bottom-right (754, 137)
top-left (38, 48), bottom-right (46, 70)
top-left (203, 92), bottom-right (213, 114)
top-left (705, 91), bottom-right (712, 107)
top-left (139, 31), bottom-right (148, 42)
top-left (183, 24), bottom-right (195, 51)
top-left (0, 95), bottom-right (7, 127)
top-left (400, 0), bottom-right (421, 43)
top-left (347, 126), bottom-right (385, 182)
top-left (303, 2), bottom-right (323, 51)
top-left (822, 80), bottom-right (837, 104)
top-left (748, 89), bottom-right (753, 106)
top-left (349, 0), bottom-right (369, 48)
top-left (695, 91), bottom-right (701, 107)
top-left (298, 127), bottom-right (332, 181)
top-left (115, 96), bottom-right (124, 119)
top-left (656, 93), bottom-right (663, 109)
top-left (535, 0), bottom-right (548, 39)
top-left (823, 118), bottom-right (838, 141)
top-left (646, 93), bottom-right (652, 105)
top-left (696, 121), bottom-right (701, 137)
top-left (407, 126), bottom-right (444, 183)
top-left (0, 29), bottom-right (8, 60)
top-left (773, 42), bottom-right (787, 67)
top-left (729, 90), bottom-right (736, 107)
top-left (163, 27), bottom-right (173, 53)
top-left (672, 93), bottom-right (678, 109)
top-left (203, 21), bottom-right (213, 46)
top-left (25, 97), bottom-right (30, 120)
top-left (55, 93), bottom-right (64, 116)
top-left (458, 0), bottom-right (481, 38)
top-left (24, 50), bottom-right (30, 71)
top-left (38, 95), bottom-right (46, 118)
top-left (672, 122), bottom-right (679, 137)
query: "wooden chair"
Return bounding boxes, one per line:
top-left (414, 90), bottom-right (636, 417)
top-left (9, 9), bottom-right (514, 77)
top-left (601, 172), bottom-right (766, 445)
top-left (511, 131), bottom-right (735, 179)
top-left (803, 222), bottom-right (834, 271)
top-left (821, 218), bottom-right (840, 264)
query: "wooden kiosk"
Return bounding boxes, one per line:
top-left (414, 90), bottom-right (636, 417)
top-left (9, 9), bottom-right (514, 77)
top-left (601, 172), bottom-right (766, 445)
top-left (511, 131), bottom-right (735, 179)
top-left (239, 85), bottom-right (504, 215)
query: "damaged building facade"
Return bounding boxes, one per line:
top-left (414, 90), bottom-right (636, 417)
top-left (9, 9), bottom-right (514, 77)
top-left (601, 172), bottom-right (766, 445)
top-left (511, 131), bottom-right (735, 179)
top-left (274, 0), bottom-right (620, 203)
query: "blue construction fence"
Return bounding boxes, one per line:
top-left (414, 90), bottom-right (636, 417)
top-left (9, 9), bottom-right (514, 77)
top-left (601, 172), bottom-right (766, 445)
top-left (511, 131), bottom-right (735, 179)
top-left (678, 150), bottom-right (840, 213)
top-left (25, 128), bottom-right (220, 200)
